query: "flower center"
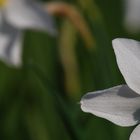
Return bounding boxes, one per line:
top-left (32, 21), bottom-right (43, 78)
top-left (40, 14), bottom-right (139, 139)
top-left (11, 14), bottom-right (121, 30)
top-left (0, 0), bottom-right (6, 7)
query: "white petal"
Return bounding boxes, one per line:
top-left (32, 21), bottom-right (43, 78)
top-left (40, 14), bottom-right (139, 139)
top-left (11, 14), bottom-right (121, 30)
top-left (130, 124), bottom-right (140, 140)
top-left (81, 85), bottom-right (140, 127)
top-left (5, 0), bottom-right (56, 35)
top-left (112, 38), bottom-right (140, 95)
top-left (0, 22), bottom-right (23, 67)
top-left (124, 0), bottom-right (140, 33)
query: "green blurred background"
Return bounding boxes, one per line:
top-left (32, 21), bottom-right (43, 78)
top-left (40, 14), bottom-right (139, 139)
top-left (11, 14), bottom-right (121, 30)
top-left (0, 0), bottom-right (138, 139)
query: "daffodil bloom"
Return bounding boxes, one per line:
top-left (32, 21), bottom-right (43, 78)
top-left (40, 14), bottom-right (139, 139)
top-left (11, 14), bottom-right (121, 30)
top-left (81, 38), bottom-right (140, 140)
top-left (124, 0), bottom-right (140, 33)
top-left (0, 0), bottom-right (56, 67)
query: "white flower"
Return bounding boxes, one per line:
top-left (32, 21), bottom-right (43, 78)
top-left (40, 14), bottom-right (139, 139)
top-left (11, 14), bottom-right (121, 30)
top-left (124, 0), bottom-right (140, 33)
top-left (0, 0), bottom-right (56, 67)
top-left (80, 38), bottom-right (140, 140)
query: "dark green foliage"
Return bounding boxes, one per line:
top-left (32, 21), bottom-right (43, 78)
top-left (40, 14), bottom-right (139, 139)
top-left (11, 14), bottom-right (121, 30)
top-left (0, 0), bottom-right (138, 140)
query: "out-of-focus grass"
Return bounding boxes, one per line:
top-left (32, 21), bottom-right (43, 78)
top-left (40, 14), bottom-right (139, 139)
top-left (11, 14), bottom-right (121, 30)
top-left (0, 0), bottom-right (139, 140)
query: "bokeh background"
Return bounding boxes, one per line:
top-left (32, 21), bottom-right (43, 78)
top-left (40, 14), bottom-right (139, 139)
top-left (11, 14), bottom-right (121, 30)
top-left (0, 0), bottom-right (139, 140)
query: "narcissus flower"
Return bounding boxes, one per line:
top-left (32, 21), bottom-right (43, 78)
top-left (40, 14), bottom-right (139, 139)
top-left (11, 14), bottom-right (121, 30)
top-left (81, 38), bottom-right (140, 140)
top-left (0, 0), bottom-right (56, 67)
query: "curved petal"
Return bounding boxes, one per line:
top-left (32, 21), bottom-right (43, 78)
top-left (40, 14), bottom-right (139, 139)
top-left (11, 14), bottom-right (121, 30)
top-left (124, 0), bottom-right (140, 33)
top-left (80, 85), bottom-right (140, 127)
top-left (130, 124), bottom-right (140, 140)
top-left (0, 21), bottom-right (23, 67)
top-left (112, 38), bottom-right (140, 95)
top-left (5, 0), bottom-right (56, 35)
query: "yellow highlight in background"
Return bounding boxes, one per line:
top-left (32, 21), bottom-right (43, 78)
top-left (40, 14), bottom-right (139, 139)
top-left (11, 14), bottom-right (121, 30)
top-left (0, 0), bottom-right (6, 7)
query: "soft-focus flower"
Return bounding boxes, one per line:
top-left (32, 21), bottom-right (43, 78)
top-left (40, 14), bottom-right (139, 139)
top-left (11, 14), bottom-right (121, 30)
top-left (124, 0), bottom-right (140, 33)
top-left (0, 0), bottom-right (56, 67)
top-left (80, 38), bottom-right (140, 140)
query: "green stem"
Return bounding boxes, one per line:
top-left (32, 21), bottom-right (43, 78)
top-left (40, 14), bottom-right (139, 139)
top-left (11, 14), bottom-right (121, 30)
top-left (28, 63), bottom-right (82, 140)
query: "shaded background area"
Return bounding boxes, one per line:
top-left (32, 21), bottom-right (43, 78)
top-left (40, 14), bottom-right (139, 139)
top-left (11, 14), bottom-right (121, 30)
top-left (0, 0), bottom-right (138, 139)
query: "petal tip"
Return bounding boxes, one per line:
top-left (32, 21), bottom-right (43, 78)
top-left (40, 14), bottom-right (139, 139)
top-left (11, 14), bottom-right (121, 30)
top-left (80, 100), bottom-right (87, 113)
top-left (112, 38), bottom-right (127, 48)
top-left (80, 97), bottom-right (88, 113)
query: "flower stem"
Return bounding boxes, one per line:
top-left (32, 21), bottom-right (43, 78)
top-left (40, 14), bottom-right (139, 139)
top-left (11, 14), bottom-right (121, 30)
top-left (28, 63), bottom-right (82, 140)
